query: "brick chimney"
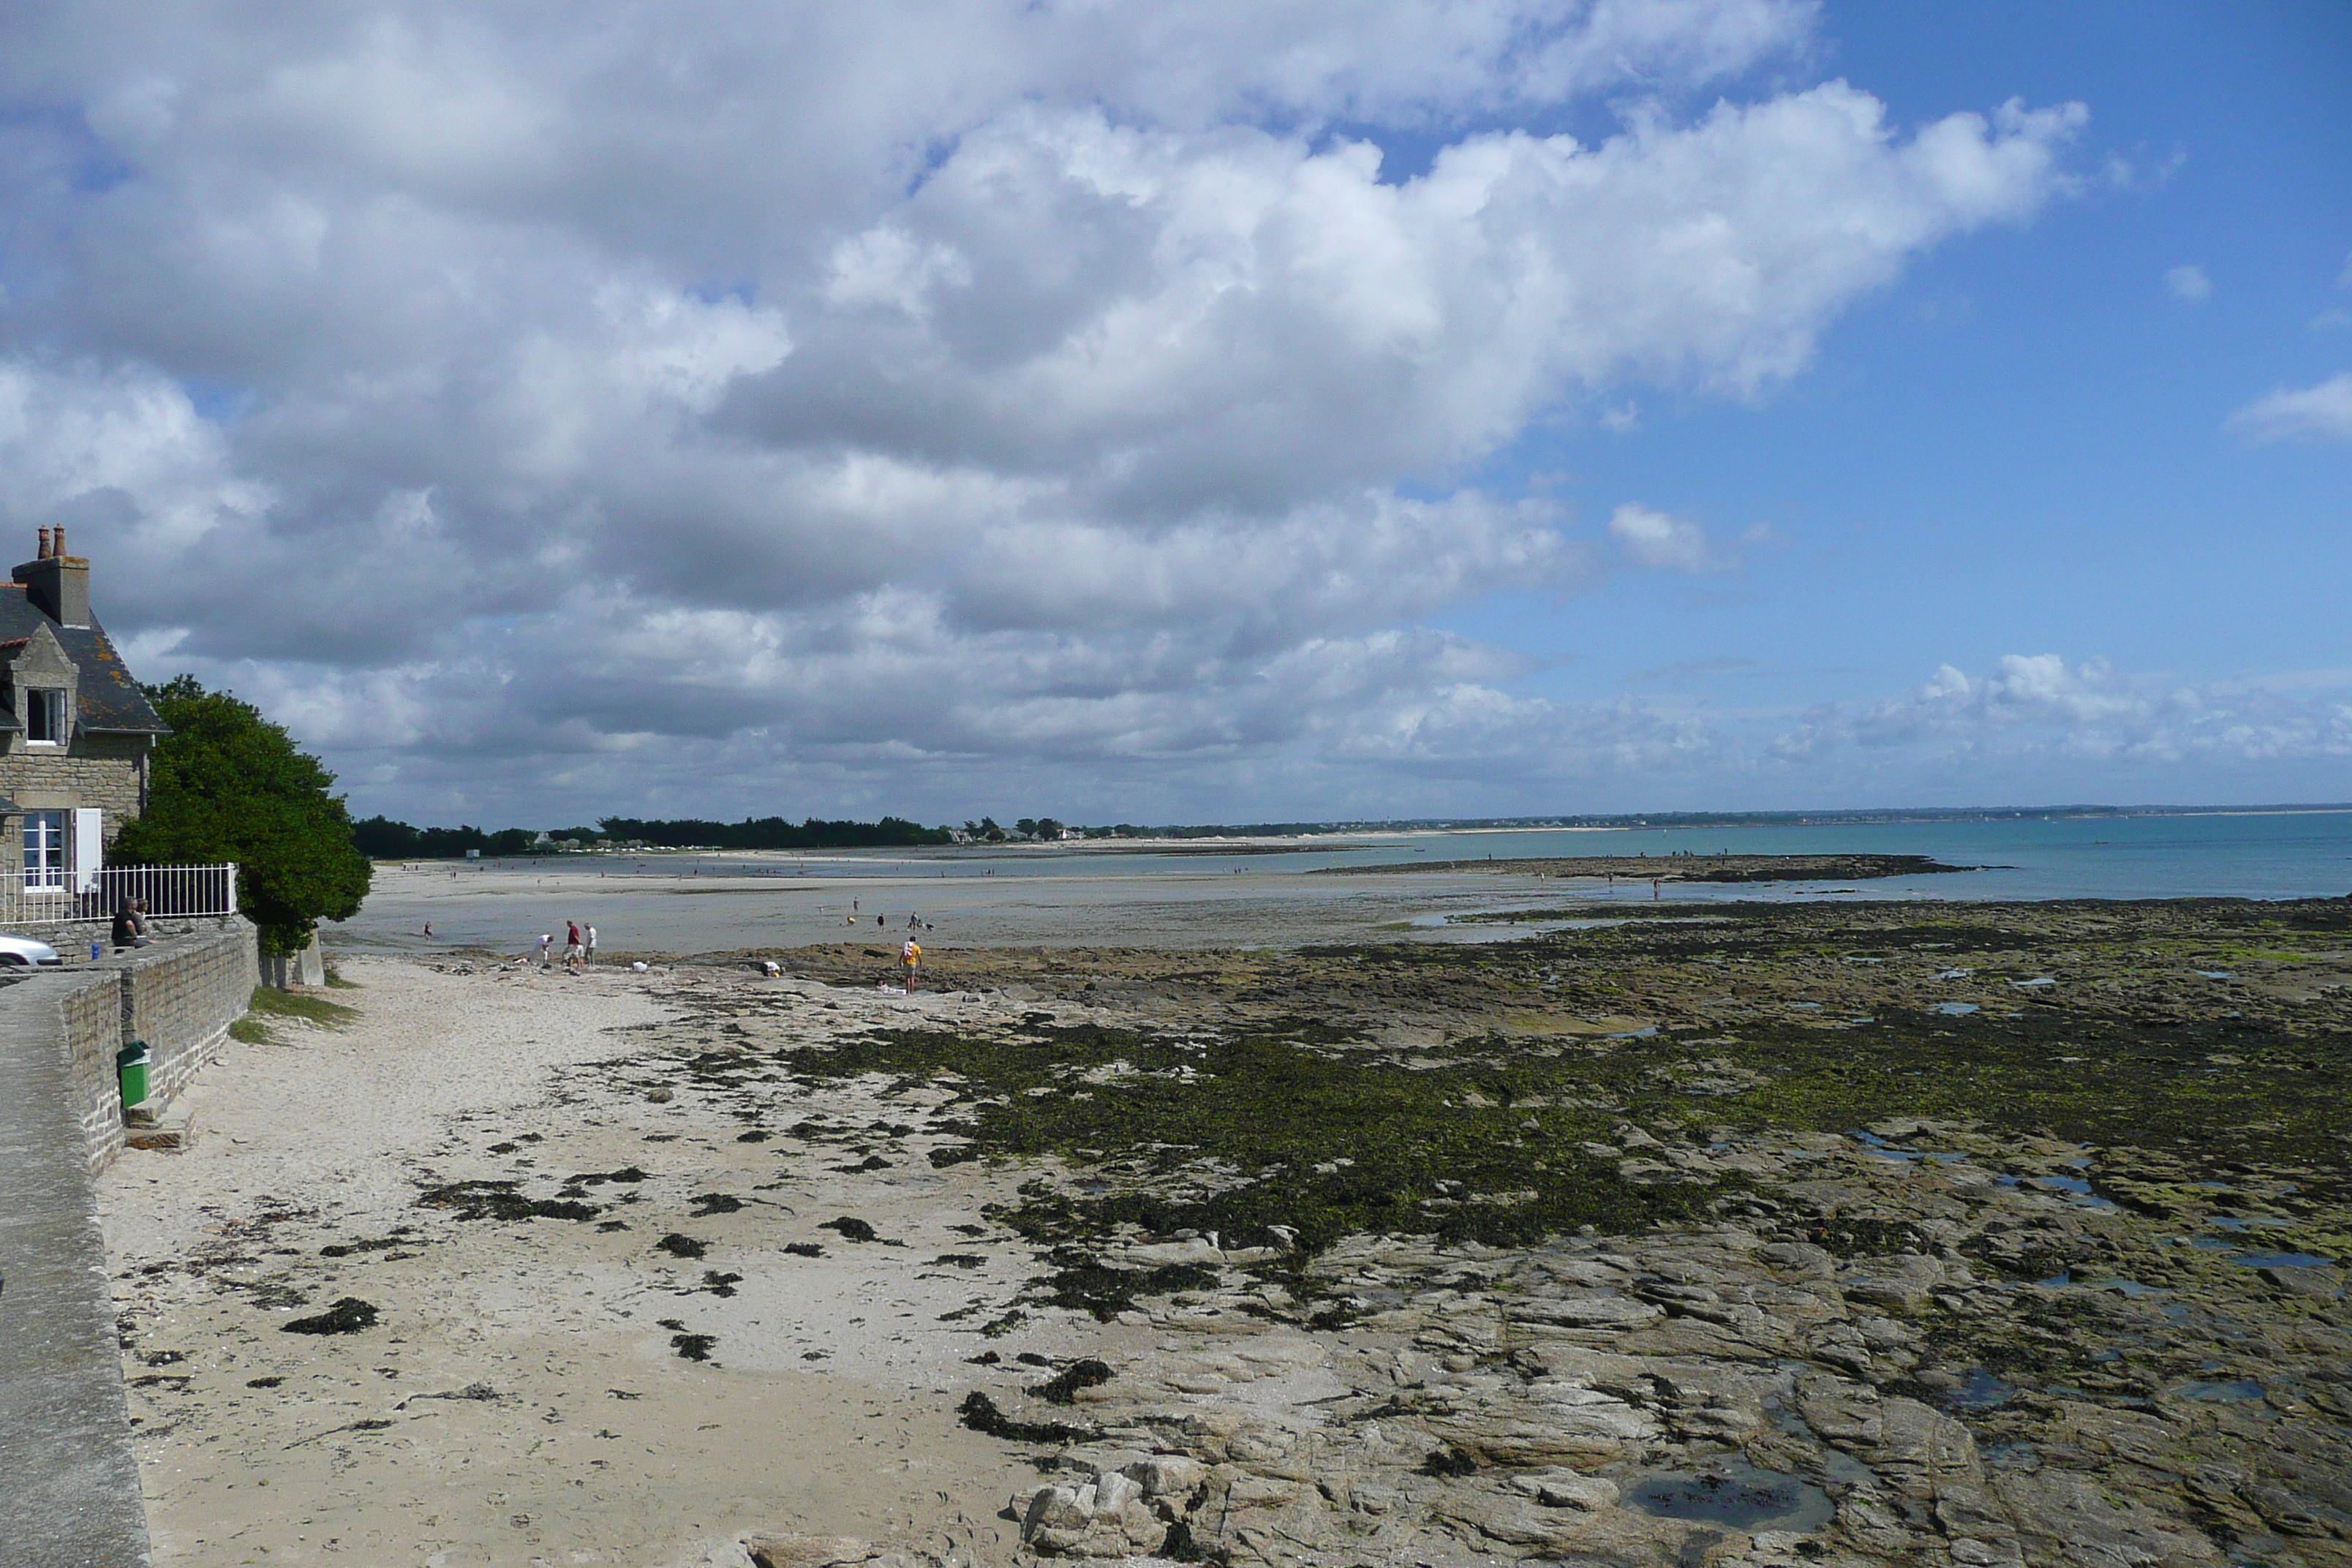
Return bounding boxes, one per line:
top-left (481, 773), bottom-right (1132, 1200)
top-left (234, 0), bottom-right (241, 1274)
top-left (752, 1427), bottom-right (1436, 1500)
top-left (15, 525), bottom-right (91, 627)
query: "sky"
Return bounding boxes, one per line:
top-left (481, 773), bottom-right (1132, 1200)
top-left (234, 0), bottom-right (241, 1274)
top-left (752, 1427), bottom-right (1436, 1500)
top-left (0, 1), bottom-right (2345, 828)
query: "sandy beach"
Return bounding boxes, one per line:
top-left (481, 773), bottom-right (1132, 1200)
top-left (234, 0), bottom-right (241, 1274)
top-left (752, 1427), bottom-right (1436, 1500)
top-left (99, 959), bottom-right (1082, 1567)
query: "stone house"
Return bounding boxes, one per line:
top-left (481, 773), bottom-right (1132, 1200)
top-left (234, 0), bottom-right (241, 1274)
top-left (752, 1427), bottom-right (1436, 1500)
top-left (0, 527), bottom-right (168, 889)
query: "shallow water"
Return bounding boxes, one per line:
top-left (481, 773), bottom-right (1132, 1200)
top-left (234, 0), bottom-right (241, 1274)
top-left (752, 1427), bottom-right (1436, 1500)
top-left (331, 807), bottom-right (2352, 954)
top-left (1950, 1368), bottom-right (2019, 1411)
top-left (1624, 1460), bottom-right (1834, 1531)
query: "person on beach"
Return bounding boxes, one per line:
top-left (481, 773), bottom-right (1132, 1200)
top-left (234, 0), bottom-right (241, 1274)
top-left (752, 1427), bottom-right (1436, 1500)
top-left (422, 921), bottom-right (434, 939)
top-left (563, 920), bottom-right (584, 970)
top-left (536, 932), bottom-right (553, 968)
top-left (584, 924), bottom-right (597, 965)
top-left (901, 936), bottom-right (921, 992)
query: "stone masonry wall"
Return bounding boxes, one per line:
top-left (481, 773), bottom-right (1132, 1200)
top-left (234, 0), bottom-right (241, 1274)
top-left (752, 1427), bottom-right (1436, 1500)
top-left (9, 913), bottom-right (242, 960)
top-left (59, 968), bottom-right (126, 1169)
top-left (123, 923), bottom-right (260, 1112)
top-left (0, 747), bottom-right (144, 834)
top-left (0, 965), bottom-right (156, 1567)
top-left (0, 921), bottom-right (254, 1565)
top-left (4, 920), bottom-right (258, 1171)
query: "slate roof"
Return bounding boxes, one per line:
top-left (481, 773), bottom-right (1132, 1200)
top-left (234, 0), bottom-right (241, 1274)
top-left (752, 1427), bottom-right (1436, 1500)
top-left (0, 584), bottom-right (170, 734)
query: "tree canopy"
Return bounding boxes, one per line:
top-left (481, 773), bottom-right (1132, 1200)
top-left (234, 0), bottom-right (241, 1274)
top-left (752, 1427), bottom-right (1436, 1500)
top-left (350, 817), bottom-right (536, 859)
top-left (593, 815), bottom-right (950, 850)
top-left (111, 676), bottom-right (372, 955)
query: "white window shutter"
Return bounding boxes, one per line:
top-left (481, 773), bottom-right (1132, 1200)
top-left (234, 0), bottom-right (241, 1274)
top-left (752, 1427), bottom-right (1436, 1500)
top-left (72, 808), bottom-right (102, 894)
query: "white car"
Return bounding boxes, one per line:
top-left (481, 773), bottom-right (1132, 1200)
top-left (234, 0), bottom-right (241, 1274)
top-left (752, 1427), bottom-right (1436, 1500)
top-left (0, 933), bottom-right (63, 967)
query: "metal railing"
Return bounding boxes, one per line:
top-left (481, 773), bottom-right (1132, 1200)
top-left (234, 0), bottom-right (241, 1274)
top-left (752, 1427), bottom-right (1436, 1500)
top-left (0, 863), bottom-right (239, 927)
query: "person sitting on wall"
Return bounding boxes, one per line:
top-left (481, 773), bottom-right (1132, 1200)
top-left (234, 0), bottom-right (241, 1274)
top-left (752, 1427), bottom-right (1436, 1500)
top-left (112, 900), bottom-right (151, 951)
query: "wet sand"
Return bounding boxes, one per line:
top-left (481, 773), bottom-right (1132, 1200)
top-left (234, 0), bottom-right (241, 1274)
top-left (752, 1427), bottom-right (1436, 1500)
top-left (328, 853), bottom-right (1987, 962)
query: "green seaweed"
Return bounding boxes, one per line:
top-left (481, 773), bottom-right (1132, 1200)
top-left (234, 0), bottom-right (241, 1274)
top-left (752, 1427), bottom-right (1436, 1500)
top-left (774, 1025), bottom-right (1723, 1264)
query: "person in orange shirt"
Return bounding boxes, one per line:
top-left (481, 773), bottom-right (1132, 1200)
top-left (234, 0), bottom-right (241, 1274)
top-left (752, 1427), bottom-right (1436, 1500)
top-left (900, 936), bottom-right (921, 992)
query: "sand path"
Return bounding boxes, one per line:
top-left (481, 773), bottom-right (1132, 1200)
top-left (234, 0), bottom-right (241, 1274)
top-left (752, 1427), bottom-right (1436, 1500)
top-left (97, 957), bottom-right (1090, 1567)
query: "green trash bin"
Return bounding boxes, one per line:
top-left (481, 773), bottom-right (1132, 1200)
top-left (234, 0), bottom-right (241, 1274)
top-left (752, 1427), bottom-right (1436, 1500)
top-left (117, 1041), bottom-right (151, 1109)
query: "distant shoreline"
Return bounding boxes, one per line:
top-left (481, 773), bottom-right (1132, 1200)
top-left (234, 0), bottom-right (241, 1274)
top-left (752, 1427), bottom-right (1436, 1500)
top-left (356, 801), bottom-right (2352, 862)
top-left (1316, 851), bottom-right (1976, 883)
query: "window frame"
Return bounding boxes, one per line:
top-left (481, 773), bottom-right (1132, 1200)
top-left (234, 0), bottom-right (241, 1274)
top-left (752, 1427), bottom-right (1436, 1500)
top-left (23, 810), bottom-right (65, 890)
top-left (23, 687), bottom-right (66, 745)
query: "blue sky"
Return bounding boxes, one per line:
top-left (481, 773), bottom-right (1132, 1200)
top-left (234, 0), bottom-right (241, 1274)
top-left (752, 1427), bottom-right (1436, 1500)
top-left (1433, 2), bottom-right (2352, 809)
top-left (0, 1), bottom-right (2345, 824)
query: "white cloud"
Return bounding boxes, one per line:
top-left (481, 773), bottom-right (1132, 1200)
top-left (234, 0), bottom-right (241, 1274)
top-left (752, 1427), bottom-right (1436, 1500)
top-left (2227, 373), bottom-right (2352, 445)
top-left (2165, 263), bottom-right (2210, 302)
top-left (1779, 654), bottom-right (2352, 771)
top-left (0, 1), bottom-right (2101, 818)
top-left (1608, 502), bottom-right (1733, 572)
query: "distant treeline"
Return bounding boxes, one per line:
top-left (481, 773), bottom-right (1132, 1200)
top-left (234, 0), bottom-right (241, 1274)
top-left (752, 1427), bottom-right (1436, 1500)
top-left (351, 818), bottom-right (538, 859)
top-left (355, 798), bottom-right (2318, 862)
top-left (598, 816), bottom-right (950, 849)
top-left (350, 813), bottom-right (951, 859)
top-left (1115, 821), bottom-right (1338, 838)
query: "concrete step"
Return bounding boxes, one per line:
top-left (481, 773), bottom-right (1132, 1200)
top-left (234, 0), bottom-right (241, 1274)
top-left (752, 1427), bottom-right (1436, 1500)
top-left (124, 1098), bottom-right (196, 1151)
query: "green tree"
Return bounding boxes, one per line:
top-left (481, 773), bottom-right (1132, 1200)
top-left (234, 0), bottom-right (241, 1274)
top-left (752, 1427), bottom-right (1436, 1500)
top-left (110, 676), bottom-right (372, 955)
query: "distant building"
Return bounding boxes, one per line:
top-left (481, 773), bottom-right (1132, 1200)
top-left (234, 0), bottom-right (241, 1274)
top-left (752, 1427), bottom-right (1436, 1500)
top-left (0, 528), bottom-right (170, 890)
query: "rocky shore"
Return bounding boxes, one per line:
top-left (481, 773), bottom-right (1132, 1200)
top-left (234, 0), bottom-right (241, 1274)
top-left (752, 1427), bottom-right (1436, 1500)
top-left (101, 896), bottom-right (2351, 1566)
top-left (1317, 851), bottom-right (1974, 883)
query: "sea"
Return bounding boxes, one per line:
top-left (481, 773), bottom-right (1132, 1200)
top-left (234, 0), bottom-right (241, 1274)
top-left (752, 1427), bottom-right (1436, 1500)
top-left (329, 809), bottom-right (2352, 957)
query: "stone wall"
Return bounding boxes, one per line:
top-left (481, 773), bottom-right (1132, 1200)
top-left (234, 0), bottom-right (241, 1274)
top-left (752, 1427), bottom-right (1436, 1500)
top-left (58, 968), bottom-right (127, 1170)
top-left (257, 930), bottom-right (325, 990)
top-left (0, 974), bottom-right (162, 1567)
top-left (0, 920), bottom-right (255, 1567)
top-left (7, 913), bottom-right (243, 971)
top-left (6, 921), bottom-right (259, 1170)
top-left (0, 739), bottom-right (146, 834)
top-left (121, 925), bottom-right (260, 1112)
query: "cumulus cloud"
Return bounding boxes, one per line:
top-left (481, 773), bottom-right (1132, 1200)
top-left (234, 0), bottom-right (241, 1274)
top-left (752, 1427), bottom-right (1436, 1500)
top-left (0, 1), bottom-right (2097, 818)
top-left (2227, 373), bottom-right (2352, 445)
top-left (2165, 263), bottom-right (2210, 302)
top-left (1774, 654), bottom-right (2352, 772)
top-left (1607, 503), bottom-right (1741, 572)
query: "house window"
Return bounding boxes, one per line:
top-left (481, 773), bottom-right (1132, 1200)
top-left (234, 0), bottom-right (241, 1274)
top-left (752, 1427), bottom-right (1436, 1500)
top-left (24, 688), bottom-right (65, 744)
top-left (23, 810), bottom-right (64, 890)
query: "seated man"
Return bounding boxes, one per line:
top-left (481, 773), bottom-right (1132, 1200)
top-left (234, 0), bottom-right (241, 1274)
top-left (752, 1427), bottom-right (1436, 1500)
top-left (111, 900), bottom-right (151, 951)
